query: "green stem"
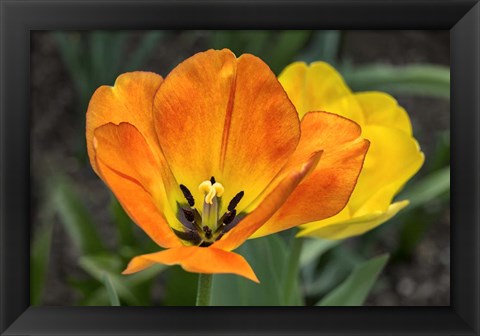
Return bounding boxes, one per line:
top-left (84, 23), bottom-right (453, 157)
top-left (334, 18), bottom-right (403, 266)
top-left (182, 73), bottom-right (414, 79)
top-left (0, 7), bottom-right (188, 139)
top-left (195, 273), bottom-right (213, 306)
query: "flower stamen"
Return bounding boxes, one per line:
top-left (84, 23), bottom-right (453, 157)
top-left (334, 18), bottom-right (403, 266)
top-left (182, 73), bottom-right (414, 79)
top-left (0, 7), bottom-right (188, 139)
top-left (172, 228), bottom-right (201, 245)
top-left (228, 191), bottom-right (244, 211)
top-left (223, 209), bottom-right (237, 225)
top-left (182, 208), bottom-right (195, 222)
top-left (175, 178), bottom-right (244, 247)
top-left (215, 209), bottom-right (237, 235)
top-left (179, 184), bottom-right (195, 207)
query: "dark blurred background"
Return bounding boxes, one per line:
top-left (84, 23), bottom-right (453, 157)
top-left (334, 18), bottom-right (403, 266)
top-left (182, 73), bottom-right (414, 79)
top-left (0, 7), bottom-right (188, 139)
top-left (31, 30), bottom-right (450, 306)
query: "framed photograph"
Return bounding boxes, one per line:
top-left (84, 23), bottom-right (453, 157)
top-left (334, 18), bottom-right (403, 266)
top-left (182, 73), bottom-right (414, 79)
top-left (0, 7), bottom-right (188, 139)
top-left (1, 0), bottom-right (479, 335)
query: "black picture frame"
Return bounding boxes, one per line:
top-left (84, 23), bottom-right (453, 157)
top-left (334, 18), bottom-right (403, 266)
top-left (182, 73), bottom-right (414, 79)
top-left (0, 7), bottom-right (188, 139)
top-left (1, 0), bottom-right (479, 335)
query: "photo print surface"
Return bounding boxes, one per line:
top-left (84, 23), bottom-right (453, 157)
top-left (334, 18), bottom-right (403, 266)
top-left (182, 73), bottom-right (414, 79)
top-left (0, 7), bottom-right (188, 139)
top-left (30, 30), bottom-right (450, 306)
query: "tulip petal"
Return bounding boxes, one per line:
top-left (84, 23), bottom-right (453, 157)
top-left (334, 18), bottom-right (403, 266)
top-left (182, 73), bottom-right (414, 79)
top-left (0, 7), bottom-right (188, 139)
top-left (252, 112), bottom-right (369, 238)
top-left (154, 49), bottom-right (300, 214)
top-left (86, 71), bottom-right (164, 174)
top-left (213, 150), bottom-right (323, 251)
top-left (349, 125), bottom-right (424, 213)
top-left (94, 122), bottom-right (182, 248)
top-left (297, 200), bottom-right (409, 240)
top-left (355, 92), bottom-right (413, 135)
top-left (122, 246), bottom-right (259, 283)
top-left (278, 62), bottom-right (364, 123)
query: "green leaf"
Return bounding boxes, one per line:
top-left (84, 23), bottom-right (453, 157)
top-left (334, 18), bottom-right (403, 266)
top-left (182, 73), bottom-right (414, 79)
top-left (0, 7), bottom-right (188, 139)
top-left (298, 237), bottom-right (342, 303)
top-left (102, 273), bottom-right (121, 306)
top-left (79, 255), bottom-right (138, 305)
top-left (343, 64), bottom-right (450, 99)
top-left (79, 254), bottom-right (165, 306)
top-left (109, 196), bottom-right (137, 247)
top-left (51, 176), bottom-right (105, 255)
top-left (81, 287), bottom-right (110, 306)
top-left (303, 243), bottom-right (361, 298)
top-left (282, 236), bottom-right (304, 305)
top-left (317, 254), bottom-right (389, 306)
top-left (163, 266), bottom-right (198, 306)
top-left (211, 235), bottom-right (301, 306)
top-left (399, 166), bottom-right (450, 210)
top-left (30, 222), bottom-right (54, 305)
top-left (300, 238), bottom-right (341, 268)
top-left (68, 277), bottom-right (100, 301)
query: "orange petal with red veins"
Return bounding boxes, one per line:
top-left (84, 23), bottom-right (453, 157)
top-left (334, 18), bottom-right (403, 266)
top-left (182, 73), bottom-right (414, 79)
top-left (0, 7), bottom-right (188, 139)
top-left (212, 150), bottom-right (322, 251)
top-left (94, 123), bottom-right (182, 248)
top-left (86, 71), bottom-right (163, 175)
top-left (252, 112), bottom-right (369, 238)
top-left (122, 246), bottom-right (259, 283)
top-left (153, 49), bottom-right (300, 214)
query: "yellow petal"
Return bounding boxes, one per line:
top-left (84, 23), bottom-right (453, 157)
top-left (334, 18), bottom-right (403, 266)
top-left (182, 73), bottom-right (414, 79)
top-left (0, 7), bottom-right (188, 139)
top-left (122, 246), bottom-right (259, 283)
top-left (355, 92), bottom-right (413, 135)
top-left (94, 123), bottom-right (183, 248)
top-left (252, 112), bottom-right (369, 238)
top-left (298, 108), bottom-right (423, 239)
top-left (279, 62), bottom-right (423, 241)
top-left (298, 200), bottom-right (409, 240)
top-left (154, 49), bottom-right (300, 214)
top-left (349, 125), bottom-right (425, 213)
top-left (353, 181), bottom-right (404, 217)
top-left (278, 61), bottom-right (364, 124)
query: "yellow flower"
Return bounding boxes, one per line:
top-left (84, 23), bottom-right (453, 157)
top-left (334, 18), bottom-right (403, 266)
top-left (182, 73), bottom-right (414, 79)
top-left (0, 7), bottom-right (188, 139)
top-left (86, 50), bottom-right (369, 282)
top-left (273, 61), bottom-right (425, 240)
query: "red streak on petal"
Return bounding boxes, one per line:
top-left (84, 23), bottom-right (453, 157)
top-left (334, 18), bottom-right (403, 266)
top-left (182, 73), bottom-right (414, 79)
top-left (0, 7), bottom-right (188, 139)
top-left (219, 60), bottom-right (237, 171)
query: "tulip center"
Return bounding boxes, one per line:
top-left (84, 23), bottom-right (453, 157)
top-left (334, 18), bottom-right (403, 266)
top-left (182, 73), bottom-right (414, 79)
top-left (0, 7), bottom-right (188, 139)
top-left (175, 176), bottom-right (244, 247)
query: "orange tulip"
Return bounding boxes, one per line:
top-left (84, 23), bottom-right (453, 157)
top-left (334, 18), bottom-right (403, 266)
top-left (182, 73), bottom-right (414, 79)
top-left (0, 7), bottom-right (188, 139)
top-left (86, 49), bottom-right (369, 282)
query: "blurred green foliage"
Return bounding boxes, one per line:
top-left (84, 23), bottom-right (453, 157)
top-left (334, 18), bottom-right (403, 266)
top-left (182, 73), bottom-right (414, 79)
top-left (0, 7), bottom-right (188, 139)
top-left (211, 30), bottom-right (311, 74)
top-left (54, 31), bottom-right (165, 103)
top-left (317, 254), bottom-right (389, 306)
top-left (31, 30), bottom-right (450, 307)
top-left (102, 273), bottom-right (121, 306)
top-left (32, 174), bottom-right (166, 306)
top-left (30, 221), bottom-right (53, 305)
top-left (54, 31), bottom-right (167, 159)
top-left (52, 175), bottom-right (105, 255)
top-left (342, 64), bottom-right (450, 99)
top-left (211, 234), bottom-right (302, 306)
